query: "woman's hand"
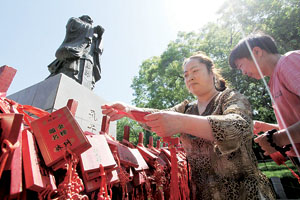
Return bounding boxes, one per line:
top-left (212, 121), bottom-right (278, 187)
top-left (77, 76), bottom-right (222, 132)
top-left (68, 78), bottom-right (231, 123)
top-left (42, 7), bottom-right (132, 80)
top-left (144, 111), bottom-right (183, 137)
top-left (101, 102), bottom-right (129, 121)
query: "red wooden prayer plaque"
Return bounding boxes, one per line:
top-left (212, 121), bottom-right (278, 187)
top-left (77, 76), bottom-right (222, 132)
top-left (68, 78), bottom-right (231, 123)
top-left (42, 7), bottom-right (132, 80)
top-left (31, 107), bottom-right (91, 166)
top-left (133, 170), bottom-right (147, 186)
top-left (136, 145), bottom-right (157, 163)
top-left (130, 148), bottom-right (149, 171)
top-left (0, 113), bottom-right (23, 198)
top-left (117, 143), bottom-right (139, 168)
top-left (9, 124), bottom-right (23, 198)
top-left (0, 113), bottom-right (23, 145)
top-left (22, 129), bottom-right (56, 192)
top-left (0, 65), bottom-right (17, 93)
top-left (83, 169), bottom-right (119, 193)
top-left (80, 134), bottom-right (117, 181)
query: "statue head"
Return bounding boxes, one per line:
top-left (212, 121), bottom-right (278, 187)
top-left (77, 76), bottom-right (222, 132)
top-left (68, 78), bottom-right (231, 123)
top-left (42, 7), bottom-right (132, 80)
top-left (79, 15), bottom-right (93, 24)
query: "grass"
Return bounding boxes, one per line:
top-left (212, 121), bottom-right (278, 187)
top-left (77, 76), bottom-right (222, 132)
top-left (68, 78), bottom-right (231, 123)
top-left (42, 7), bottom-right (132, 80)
top-left (258, 160), bottom-right (300, 199)
top-left (258, 160), bottom-right (299, 178)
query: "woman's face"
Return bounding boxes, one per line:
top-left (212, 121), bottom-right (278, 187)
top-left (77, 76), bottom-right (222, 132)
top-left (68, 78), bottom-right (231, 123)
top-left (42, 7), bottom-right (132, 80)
top-left (183, 58), bottom-right (214, 96)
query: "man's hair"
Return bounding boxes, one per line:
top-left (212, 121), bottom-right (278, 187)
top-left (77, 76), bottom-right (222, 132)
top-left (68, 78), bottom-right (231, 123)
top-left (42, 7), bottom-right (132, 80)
top-left (229, 33), bottom-right (279, 68)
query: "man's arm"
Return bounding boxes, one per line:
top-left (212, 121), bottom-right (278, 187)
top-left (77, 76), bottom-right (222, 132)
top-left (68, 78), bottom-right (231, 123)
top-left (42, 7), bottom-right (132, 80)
top-left (274, 121), bottom-right (300, 146)
top-left (254, 120), bottom-right (300, 155)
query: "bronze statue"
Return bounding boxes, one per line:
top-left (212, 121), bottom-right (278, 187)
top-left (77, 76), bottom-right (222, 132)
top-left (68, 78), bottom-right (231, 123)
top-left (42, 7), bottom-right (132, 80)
top-left (47, 15), bottom-right (104, 90)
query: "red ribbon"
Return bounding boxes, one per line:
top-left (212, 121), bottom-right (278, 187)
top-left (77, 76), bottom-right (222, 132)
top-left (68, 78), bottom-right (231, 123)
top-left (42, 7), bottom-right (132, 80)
top-left (162, 137), bottom-right (180, 200)
top-left (97, 164), bottom-right (111, 200)
top-left (102, 105), bottom-right (150, 123)
top-left (0, 139), bottom-right (19, 179)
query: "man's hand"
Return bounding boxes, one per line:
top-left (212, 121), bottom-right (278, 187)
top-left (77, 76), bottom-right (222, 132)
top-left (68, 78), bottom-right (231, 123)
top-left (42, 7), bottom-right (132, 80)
top-left (254, 133), bottom-right (277, 155)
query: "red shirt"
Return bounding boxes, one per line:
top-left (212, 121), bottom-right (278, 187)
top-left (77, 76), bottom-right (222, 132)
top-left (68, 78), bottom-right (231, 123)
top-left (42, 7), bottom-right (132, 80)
top-left (269, 50), bottom-right (300, 129)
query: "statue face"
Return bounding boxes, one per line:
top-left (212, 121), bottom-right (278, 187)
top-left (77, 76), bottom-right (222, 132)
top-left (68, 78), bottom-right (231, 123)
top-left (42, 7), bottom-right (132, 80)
top-left (79, 15), bottom-right (93, 24)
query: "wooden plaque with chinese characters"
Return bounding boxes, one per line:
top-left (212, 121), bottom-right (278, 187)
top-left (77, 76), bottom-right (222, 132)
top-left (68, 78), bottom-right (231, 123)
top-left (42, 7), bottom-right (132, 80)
top-left (22, 129), bottom-right (57, 192)
top-left (31, 106), bottom-right (91, 166)
top-left (80, 134), bottom-right (117, 180)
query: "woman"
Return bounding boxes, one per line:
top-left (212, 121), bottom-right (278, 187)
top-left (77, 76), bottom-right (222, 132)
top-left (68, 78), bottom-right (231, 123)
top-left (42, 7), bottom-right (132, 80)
top-left (102, 52), bottom-right (275, 200)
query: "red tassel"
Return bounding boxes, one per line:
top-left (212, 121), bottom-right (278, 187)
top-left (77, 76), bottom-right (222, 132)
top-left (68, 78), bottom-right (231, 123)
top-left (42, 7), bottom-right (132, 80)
top-left (0, 139), bottom-right (19, 179)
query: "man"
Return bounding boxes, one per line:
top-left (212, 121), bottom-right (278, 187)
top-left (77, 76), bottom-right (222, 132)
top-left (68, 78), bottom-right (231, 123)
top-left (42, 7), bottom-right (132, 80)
top-left (47, 15), bottom-right (104, 90)
top-left (229, 33), bottom-right (300, 162)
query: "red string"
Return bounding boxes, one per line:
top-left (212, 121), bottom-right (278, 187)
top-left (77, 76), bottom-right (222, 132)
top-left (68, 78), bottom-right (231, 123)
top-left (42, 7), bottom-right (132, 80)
top-left (141, 170), bottom-right (153, 200)
top-left (0, 139), bottom-right (19, 179)
top-left (48, 149), bottom-right (88, 200)
top-left (152, 161), bottom-right (166, 200)
top-left (97, 164), bottom-right (111, 200)
top-left (1, 97), bottom-right (49, 129)
top-left (254, 129), bottom-right (300, 184)
top-left (283, 162), bottom-right (300, 184)
top-left (162, 137), bottom-right (181, 200)
top-left (0, 97), bottom-right (11, 113)
top-left (112, 149), bottom-right (130, 199)
top-left (102, 105), bottom-right (150, 123)
top-left (38, 185), bottom-right (52, 200)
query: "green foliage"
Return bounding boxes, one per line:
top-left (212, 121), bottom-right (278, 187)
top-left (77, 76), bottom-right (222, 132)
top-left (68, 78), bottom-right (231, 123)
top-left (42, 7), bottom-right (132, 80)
top-left (259, 0), bottom-right (300, 52)
top-left (218, 0), bottom-right (300, 52)
top-left (116, 118), bottom-right (142, 145)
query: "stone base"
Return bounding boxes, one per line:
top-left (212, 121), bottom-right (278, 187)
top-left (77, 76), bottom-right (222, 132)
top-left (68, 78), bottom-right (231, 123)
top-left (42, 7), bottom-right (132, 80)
top-left (8, 73), bottom-right (116, 137)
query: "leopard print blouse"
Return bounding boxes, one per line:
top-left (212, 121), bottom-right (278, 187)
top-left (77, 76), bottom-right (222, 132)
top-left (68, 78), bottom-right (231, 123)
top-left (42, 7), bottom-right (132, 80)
top-left (167, 88), bottom-right (276, 200)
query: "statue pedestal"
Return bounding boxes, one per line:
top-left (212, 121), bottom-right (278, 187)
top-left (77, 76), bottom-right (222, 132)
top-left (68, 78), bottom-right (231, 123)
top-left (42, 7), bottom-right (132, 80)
top-left (8, 73), bottom-right (116, 137)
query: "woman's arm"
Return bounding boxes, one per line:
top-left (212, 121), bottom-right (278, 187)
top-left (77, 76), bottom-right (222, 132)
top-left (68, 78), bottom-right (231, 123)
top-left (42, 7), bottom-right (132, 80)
top-left (145, 90), bottom-right (253, 154)
top-left (144, 111), bottom-right (214, 141)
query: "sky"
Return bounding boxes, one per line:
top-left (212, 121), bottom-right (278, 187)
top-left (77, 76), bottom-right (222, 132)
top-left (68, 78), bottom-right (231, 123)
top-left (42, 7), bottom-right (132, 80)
top-left (1, 0), bottom-right (225, 104)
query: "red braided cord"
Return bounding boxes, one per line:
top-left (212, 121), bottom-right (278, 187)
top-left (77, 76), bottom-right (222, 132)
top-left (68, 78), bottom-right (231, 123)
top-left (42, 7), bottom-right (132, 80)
top-left (0, 139), bottom-right (19, 179)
